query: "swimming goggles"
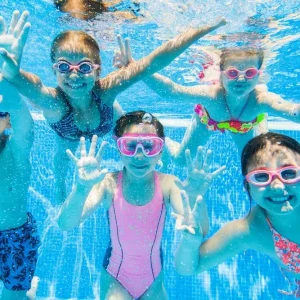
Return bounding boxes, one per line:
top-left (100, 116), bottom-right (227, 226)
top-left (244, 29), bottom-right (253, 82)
top-left (223, 67), bottom-right (260, 80)
top-left (245, 166), bottom-right (300, 187)
top-left (116, 133), bottom-right (164, 157)
top-left (53, 60), bottom-right (100, 74)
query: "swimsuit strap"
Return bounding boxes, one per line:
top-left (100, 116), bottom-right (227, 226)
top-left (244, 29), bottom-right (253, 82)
top-left (223, 94), bottom-right (250, 121)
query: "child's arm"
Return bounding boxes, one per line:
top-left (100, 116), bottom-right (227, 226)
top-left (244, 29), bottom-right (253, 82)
top-left (57, 136), bottom-right (109, 231)
top-left (113, 37), bottom-right (218, 108)
top-left (0, 11), bottom-right (65, 118)
top-left (257, 86), bottom-right (300, 122)
top-left (175, 216), bottom-right (250, 275)
top-left (0, 77), bottom-right (33, 149)
top-left (144, 73), bottom-right (216, 104)
top-left (102, 19), bottom-right (226, 99)
top-left (173, 147), bottom-right (225, 236)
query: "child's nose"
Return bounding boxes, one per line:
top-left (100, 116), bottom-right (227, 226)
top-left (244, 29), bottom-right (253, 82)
top-left (134, 148), bottom-right (145, 159)
top-left (237, 74), bottom-right (246, 81)
top-left (270, 176), bottom-right (285, 191)
top-left (68, 70), bottom-right (80, 78)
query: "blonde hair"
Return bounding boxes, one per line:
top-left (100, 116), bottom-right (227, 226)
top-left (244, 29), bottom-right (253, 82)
top-left (50, 30), bottom-right (101, 66)
top-left (220, 48), bottom-right (264, 71)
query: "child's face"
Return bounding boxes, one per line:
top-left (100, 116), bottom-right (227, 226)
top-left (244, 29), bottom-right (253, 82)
top-left (246, 145), bottom-right (300, 215)
top-left (119, 124), bottom-right (163, 178)
top-left (221, 55), bottom-right (260, 96)
top-left (53, 50), bottom-right (99, 100)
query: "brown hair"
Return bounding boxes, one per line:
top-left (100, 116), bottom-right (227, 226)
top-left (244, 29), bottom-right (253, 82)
top-left (114, 111), bottom-right (165, 138)
top-left (50, 30), bottom-right (101, 66)
top-left (220, 48), bottom-right (264, 71)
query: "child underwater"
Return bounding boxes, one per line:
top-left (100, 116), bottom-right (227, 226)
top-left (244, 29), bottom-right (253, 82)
top-left (175, 132), bottom-right (300, 298)
top-left (57, 111), bottom-right (224, 299)
top-left (0, 76), bottom-right (40, 300)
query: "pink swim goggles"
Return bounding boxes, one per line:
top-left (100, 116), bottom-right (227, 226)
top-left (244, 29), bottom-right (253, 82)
top-left (223, 67), bottom-right (260, 80)
top-left (53, 60), bottom-right (100, 74)
top-left (116, 133), bottom-right (164, 157)
top-left (245, 166), bottom-right (300, 187)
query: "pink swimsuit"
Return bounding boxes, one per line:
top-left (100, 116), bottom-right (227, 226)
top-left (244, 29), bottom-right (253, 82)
top-left (104, 171), bottom-right (166, 299)
top-left (266, 217), bottom-right (300, 297)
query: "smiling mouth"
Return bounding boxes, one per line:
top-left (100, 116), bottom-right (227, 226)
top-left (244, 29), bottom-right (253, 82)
top-left (65, 82), bottom-right (85, 89)
top-left (133, 165), bottom-right (148, 169)
top-left (265, 195), bottom-right (293, 204)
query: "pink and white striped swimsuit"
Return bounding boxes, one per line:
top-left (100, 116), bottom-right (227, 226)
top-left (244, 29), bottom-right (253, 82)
top-left (104, 171), bottom-right (166, 299)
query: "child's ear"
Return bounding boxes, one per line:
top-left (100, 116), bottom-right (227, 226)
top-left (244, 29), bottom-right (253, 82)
top-left (243, 179), bottom-right (250, 192)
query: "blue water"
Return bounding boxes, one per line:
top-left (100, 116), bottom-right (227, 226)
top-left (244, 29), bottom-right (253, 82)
top-left (1, 0), bottom-right (300, 299)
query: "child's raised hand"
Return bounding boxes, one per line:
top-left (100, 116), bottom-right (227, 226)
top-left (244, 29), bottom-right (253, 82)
top-left (180, 147), bottom-right (226, 197)
top-left (172, 190), bottom-right (204, 242)
top-left (113, 35), bottom-right (133, 68)
top-left (66, 135), bottom-right (108, 187)
top-left (0, 10), bottom-right (30, 80)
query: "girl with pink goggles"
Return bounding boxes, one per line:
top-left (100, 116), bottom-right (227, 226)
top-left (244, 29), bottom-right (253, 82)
top-left (116, 133), bottom-right (164, 157)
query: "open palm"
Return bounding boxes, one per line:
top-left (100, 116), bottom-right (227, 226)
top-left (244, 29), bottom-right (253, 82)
top-left (180, 147), bottom-right (226, 197)
top-left (67, 135), bottom-right (108, 187)
top-left (0, 10), bottom-right (30, 80)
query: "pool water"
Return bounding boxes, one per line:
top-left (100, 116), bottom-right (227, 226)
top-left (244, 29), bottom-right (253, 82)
top-left (1, 0), bottom-right (300, 299)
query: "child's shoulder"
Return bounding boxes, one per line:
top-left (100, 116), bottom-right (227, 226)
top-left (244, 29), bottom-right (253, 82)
top-left (156, 172), bottom-right (178, 183)
top-left (254, 84), bottom-right (268, 96)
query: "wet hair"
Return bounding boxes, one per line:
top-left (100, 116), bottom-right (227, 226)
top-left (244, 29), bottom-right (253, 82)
top-left (114, 111), bottom-right (165, 138)
top-left (50, 30), bottom-right (101, 66)
top-left (0, 134), bottom-right (8, 154)
top-left (53, 0), bottom-right (67, 9)
top-left (241, 132), bottom-right (300, 176)
top-left (220, 48), bottom-right (264, 71)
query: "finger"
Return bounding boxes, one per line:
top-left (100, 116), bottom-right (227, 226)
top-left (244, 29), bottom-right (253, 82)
top-left (185, 149), bottom-right (193, 174)
top-left (117, 34), bottom-right (125, 58)
top-left (195, 146), bottom-right (203, 170)
top-left (13, 11), bottom-right (29, 38)
top-left (191, 195), bottom-right (204, 220)
top-left (95, 141), bottom-right (108, 162)
top-left (66, 149), bottom-right (79, 164)
top-left (184, 226), bottom-right (196, 235)
top-left (98, 168), bottom-right (108, 181)
top-left (7, 10), bottom-right (20, 35)
top-left (17, 22), bottom-right (30, 49)
top-left (0, 48), bottom-right (16, 67)
top-left (203, 149), bottom-right (212, 171)
top-left (174, 178), bottom-right (184, 190)
top-left (80, 136), bottom-right (87, 158)
top-left (88, 135), bottom-right (98, 157)
top-left (124, 38), bottom-right (132, 62)
top-left (211, 165), bottom-right (226, 177)
top-left (171, 212), bottom-right (184, 219)
top-left (0, 17), bottom-right (5, 35)
top-left (180, 190), bottom-right (192, 216)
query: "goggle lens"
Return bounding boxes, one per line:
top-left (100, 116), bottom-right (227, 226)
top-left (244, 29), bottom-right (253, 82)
top-left (78, 63), bottom-right (93, 73)
top-left (57, 62), bottom-right (70, 73)
top-left (245, 68), bottom-right (258, 78)
top-left (226, 69), bottom-right (239, 79)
